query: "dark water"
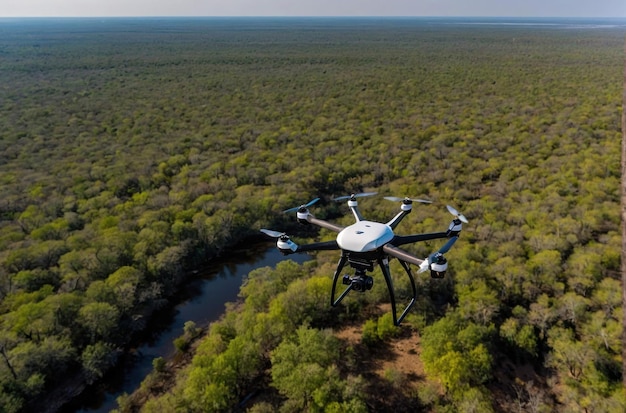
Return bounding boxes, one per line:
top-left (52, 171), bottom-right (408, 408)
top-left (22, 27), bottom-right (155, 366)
top-left (67, 243), bottom-right (311, 413)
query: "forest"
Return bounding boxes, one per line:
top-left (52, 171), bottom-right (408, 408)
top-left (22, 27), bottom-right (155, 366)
top-left (0, 17), bottom-right (625, 412)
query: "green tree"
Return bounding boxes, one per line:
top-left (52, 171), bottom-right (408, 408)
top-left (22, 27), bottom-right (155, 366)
top-left (82, 342), bottom-right (117, 384)
top-left (12, 269), bottom-right (58, 293)
top-left (547, 326), bottom-right (594, 380)
top-left (457, 279), bottom-right (500, 325)
top-left (78, 302), bottom-right (120, 342)
top-left (5, 298), bottom-right (55, 341)
top-left (271, 326), bottom-right (341, 410)
top-left (17, 205), bottom-right (46, 234)
top-left (9, 336), bottom-right (75, 383)
top-left (499, 317), bottom-right (538, 357)
top-left (421, 313), bottom-right (493, 396)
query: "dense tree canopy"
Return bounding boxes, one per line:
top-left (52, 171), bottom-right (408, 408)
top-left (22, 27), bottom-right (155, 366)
top-left (0, 17), bottom-right (624, 412)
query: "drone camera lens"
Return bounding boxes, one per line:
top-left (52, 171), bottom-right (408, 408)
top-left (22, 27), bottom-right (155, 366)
top-left (350, 275), bottom-right (373, 292)
top-left (363, 275), bottom-right (373, 290)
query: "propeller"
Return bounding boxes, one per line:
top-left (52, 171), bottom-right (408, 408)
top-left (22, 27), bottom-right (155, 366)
top-left (446, 205), bottom-right (469, 224)
top-left (283, 197), bottom-right (320, 213)
top-left (332, 192), bottom-right (378, 202)
top-left (384, 196), bottom-right (432, 204)
top-left (261, 228), bottom-right (298, 254)
top-left (260, 228), bottom-right (286, 238)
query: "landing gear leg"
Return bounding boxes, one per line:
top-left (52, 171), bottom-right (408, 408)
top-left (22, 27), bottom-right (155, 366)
top-left (378, 257), bottom-right (417, 326)
top-left (331, 254), bottom-right (350, 306)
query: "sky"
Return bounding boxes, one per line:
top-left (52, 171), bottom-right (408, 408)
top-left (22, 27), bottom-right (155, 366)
top-left (1, 0), bottom-right (625, 18)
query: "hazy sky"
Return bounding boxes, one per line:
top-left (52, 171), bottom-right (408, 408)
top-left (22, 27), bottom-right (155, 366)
top-left (2, 0), bottom-right (625, 18)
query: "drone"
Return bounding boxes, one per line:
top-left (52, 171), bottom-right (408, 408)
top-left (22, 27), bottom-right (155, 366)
top-left (261, 192), bottom-right (468, 326)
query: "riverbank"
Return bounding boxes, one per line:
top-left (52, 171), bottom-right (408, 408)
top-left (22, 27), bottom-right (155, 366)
top-left (56, 242), bottom-right (310, 413)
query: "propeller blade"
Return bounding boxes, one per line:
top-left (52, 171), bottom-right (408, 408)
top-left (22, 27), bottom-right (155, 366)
top-left (260, 228), bottom-right (285, 238)
top-left (438, 236), bottom-right (458, 254)
top-left (384, 196), bottom-right (432, 204)
top-left (283, 197), bottom-right (320, 213)
top-left (332, 192), bottom-right (378, 202)
top-left (446, 205), bottom-right (469, 224)
top-left (304, 197), bottom-right (320, 208)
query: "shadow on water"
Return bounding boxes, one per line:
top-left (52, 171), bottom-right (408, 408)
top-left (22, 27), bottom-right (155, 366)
top-left (63, 242), bottom-right (312, 413)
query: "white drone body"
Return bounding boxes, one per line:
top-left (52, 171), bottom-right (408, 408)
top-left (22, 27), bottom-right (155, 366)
top-left (336, 221), bottom-right (394, 252)
top-left (262, 193), bottom-right (468, 326)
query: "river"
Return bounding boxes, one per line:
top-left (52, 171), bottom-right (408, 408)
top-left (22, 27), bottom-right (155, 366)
top-left (65, 242), bottom-right (311, 413)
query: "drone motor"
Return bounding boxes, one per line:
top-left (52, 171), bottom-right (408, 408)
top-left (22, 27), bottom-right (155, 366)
top-left (283, 197), bottom-right (320, 225)
top-left (260, 229), bottom-right (299, 255)
top-left (428, 253), bottom-right (448, 279)
top-left (276, 236), bottom-right (298, 255)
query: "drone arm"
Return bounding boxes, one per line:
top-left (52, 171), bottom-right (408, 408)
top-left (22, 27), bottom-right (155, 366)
top-left (295, 240), bottom-right (340, 252)
top-left (304, 215), bottom-right (345, 233)
top-left (391, 232), bottom-right (449, 247)
top-left (386, 210), bottom-right (411, 230)
top-left (348, 204), bottom-right (364, 222)
top-left (382, 244), bottom-right (425, 267)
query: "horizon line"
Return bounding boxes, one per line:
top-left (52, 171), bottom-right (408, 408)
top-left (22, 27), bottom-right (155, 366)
top-left (1, 15), bottom-right (625, 19)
